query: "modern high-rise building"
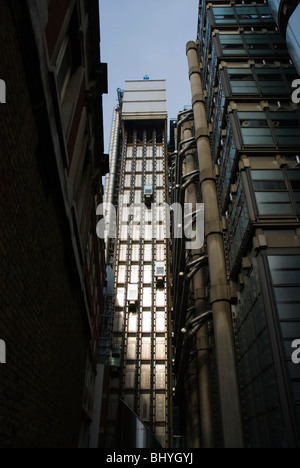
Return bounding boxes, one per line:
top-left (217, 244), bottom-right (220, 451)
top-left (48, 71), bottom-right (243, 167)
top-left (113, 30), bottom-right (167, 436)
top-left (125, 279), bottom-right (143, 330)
top-left (268, 0), bottom-right (300, 74)
top-left (98, 79), bottom-right (173, 448)
top-left (171, 0), bottom-right (300, 449)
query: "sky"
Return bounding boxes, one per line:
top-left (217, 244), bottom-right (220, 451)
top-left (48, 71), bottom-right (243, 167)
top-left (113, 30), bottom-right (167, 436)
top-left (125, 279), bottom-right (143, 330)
top-left (99, 0), bottom-right (199, 153)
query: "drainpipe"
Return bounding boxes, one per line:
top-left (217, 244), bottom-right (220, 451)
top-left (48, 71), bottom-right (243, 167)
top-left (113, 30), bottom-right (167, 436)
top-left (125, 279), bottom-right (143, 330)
top-left (181, 123), bottom-right (200, 449)
top-left (186, 41), bottom-right (244, 448)
top-left (182, 121), bottom-right (215, 448)
top-left (104, 106), bottom-right (120, 265)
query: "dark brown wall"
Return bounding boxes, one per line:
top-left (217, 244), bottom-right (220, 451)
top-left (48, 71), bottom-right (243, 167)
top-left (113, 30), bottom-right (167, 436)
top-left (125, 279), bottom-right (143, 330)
top-left (0, 0), bottom-right (90, 448)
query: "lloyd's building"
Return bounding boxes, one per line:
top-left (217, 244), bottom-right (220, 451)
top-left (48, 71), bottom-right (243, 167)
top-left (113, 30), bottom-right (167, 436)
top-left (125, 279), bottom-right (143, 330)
top-left (170, 0), bottom-right (300, 449)
top-left (100, 79), bottom-right (172, 448)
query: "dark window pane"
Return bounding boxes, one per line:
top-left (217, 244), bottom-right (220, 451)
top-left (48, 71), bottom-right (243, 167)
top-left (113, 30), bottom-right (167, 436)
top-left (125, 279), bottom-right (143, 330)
top-left (280, 322), bottom-right (300, 339)
top-left (241, 129), bottom-right (274, 145)
top-left (256, 192), bottom-right (293, 215)
top-left (240, 119), bottom-right (269, 127)
top-left (278, 304), bottom-right (300, 321)
top-left (268, 255), bottom-right (300, 270)
top-left (256, 72), bottom-right (282, 81)
top-left (251, 170), bottom-right (284, 181)
top-left (288, 361), bottom-right (300, 379)
top-left (253, 181), bottom-right (286, 190)
top-left (293, 383), bottom-right (300, 401)
top-left (229, 74), bottom-right (254, 81)
top-left (288, 171), bottom-right (300, 190)
top-left (275, 287), bottom-right (300, 303)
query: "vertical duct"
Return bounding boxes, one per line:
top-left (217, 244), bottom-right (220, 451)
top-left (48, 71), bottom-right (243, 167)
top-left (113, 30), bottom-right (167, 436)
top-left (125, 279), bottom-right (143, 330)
top-left (104, 106), bottom-right (120, 264)
top-left (186, 41), bottom-right (244, 448)
top-left (182, 121), bottom-right (215, 448)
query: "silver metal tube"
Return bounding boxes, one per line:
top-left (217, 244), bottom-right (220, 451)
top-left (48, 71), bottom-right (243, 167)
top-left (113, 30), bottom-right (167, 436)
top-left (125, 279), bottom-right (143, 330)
top-left (104, 106), bottom-right (120, 264)
top-left (186, 40), bottom-right (244, 448)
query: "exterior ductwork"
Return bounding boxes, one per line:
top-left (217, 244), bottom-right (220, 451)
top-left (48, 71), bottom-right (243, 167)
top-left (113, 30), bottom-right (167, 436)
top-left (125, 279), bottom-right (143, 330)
top-left (104, 106), bottom-right (120, 264)
top-left (186, 40), bottom-right (245, 448)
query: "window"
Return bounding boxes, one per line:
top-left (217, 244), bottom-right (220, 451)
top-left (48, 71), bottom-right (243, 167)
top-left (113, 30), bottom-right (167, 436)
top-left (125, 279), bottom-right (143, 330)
top-left (140, 394), bottom-right (150, 421)
top-left (143, 265), bottom-right (152, 284)
top-left (155, 261), bottom-right (166, 277)
top-left (156, 395), bottom-right (166, 422)
top-left (128, 284), bottom-right (139, 302)
top-left (125, 365), bottom-right (136, 389)
top-left (144, 184), bottom-right (153, 196)
top-left (128, 315), bottom-right (138, 334)
top-left (251, 170), bottom-right (293, 215)
top-left (117, 265), bottom-right (126, 284)
top-left (136, 161), bottom-right (143, 173)
top-left (144, 244), bottom-right (152, 262)
top-left (120, 224), bottom-right (128, 240)
top-left (143, 287), bottom-right (152, 307)
top-left (227, 69), bottom-right (258, 95)
top-left (156, 160), bottom-right (164, 172)
top-left (57, 37), bottom-right (72, 101)
top-left (134, 191), bottom-right (142, 204)
top-left (219, 35), bottom-right (246, 56)
top-left (156, 190), bottom-right (164, 204)
top-left (269, 112), bottom-right (300, 146)
top-left (146, 147), bottom-right (152, 159)
top-left (116, 288), bottom-right (125, 307)
top-left (156, 365), bottom-right (166, 390)
top-left (132, 244), bottom-right (140, 262)
top-left (125, 175), bottom-right (131, 187)
top-left (136, 146), bottom-right (143, 158)
top-left (146, 161), bottom-right (153, 173)
top-left (122, 191), bottom-right (131, 205)
top-left (156, 312), bottom-right (166, 333)
top-left (119, 244), bottom-right (127, 262)
top-left (145, 175), bottom-right (153, 185)
top-left (288, 170), bottom-right (300, 214)
top-left (267, 254), bottom-right (300, 408)
top-left (113, 313), bottom-right (124, 333)
top-left (156, 290), bottom-right (165, 307)
top-left (156, 244), bottom-right (165, 261)
top-left (156, 338), bottom-right (166, 360)
top-left (156, 174), bottom-right (164, 187)
top-left (156, 145), bottom-right (163, 158)
top-left (238, 111), bottom-right (300, 147)
top-left (125, 161), bottom-right (132, 173)
top-left (141, 365), bottom-right (151, 389)
top-left (135, 175), bottom-right (142, 188)
top-left (131, 265), bottom-right (139, 284)
top-left (142, 312), bottom-right (152, 333)
top-left (239, 112), bottom-right (273, 145)
top-left (141, 338), bottom-right (151, 360)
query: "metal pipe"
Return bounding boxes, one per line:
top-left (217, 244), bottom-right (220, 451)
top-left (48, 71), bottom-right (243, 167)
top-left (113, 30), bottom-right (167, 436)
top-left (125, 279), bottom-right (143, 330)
top-left (182, 121), bottom-right (215, 448)
top-left (186, 41), bottom-right (244, 448)
top-left (103, 106), bottom-right (120, 265)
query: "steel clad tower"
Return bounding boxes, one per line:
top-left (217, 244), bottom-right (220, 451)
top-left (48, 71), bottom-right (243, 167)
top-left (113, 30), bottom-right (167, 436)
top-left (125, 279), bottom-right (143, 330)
top-left (102, 79), bottom-right (172, 448)
top-left (171, 0), bottom-right (300, 449)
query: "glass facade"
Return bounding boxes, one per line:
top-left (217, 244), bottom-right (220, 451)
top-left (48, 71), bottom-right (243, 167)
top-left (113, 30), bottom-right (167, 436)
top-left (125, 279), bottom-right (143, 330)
top-left (191, 0), bottom-right (300, 447)
top-left (269, 0), bottom-right (300, 74)
top-left (104, 81), bottom-right (171, 448)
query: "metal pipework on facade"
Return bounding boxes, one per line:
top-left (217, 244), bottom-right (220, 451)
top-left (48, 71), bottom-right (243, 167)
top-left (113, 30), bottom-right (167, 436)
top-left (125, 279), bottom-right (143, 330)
top-left (186, 40), bottom-right (245, 448)
top-left (104, 106), bottom-right (120, 264)
top-left (176, 121), bottom-right (214, 448)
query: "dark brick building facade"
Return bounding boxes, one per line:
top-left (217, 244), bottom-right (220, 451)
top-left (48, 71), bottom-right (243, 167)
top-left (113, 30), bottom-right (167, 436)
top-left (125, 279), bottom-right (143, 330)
top-left (0, 0), bottom-right (108, 447)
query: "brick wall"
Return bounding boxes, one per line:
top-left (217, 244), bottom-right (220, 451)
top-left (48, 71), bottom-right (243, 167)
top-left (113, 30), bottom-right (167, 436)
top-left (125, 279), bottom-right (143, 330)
top-left (0, 0), bottom-right (90, 447)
